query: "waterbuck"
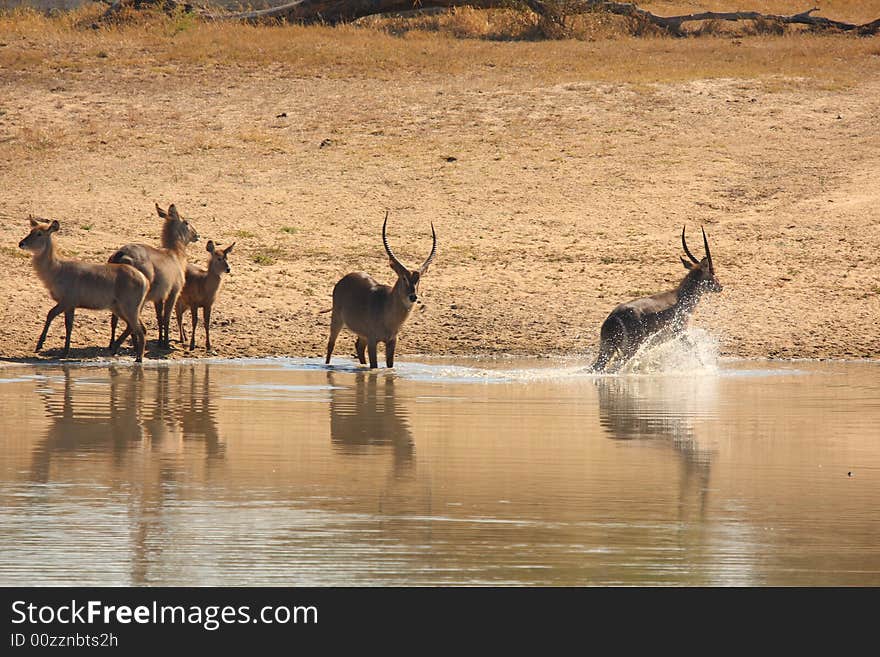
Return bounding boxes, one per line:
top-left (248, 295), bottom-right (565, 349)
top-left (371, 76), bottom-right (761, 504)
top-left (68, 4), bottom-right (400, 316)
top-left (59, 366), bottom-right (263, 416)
top-left (175, 240), bottom-right (235, 351)
top-left (591, 226), bottom-right (722, 373)
top-left (108, 203), bottom-right (199, 350)
top-left (325, 212), bottom-right (437, 369)
top-left (18, 217), bottom-right (149, 362)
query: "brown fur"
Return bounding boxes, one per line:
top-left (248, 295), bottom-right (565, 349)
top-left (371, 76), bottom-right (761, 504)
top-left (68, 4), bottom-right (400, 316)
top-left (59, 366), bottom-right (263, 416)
top-left (325, 213), bottom-right (437, 369)
top-left (18, 217), bottom-right (149, 362)
top-left (591, 226), bottom-right (722, 373)
top-left (108, 203), bottom-right (199, 349)
top-left (175, 240), bottom-right (234, 351)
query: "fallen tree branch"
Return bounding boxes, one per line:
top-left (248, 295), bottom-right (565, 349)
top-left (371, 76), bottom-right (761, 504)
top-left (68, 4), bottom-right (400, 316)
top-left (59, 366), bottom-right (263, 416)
top-left (206, 0), bottom-right (500, 24)
top-left (201, 0), bottom-right (880, 36)
top-left (591, 4), bottom-right (880, 36)
top-left (204, 0), bottom-right (305, 23)
top-left (98, 0), bottom-right (198, 23)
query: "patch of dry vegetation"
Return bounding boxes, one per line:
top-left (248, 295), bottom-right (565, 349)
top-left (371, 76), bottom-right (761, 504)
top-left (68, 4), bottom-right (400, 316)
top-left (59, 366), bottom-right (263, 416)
top-left (1, 4), bottom-right (879, 87)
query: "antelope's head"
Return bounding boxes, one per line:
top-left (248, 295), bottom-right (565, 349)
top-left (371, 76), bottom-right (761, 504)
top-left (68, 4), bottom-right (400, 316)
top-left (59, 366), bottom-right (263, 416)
top-left (206, 240), bottom-right (235, 276)
top-left (680, 225), bottom-right (722, 293)
top-left (19, 216), bottom-right (60, 254)
top-left (156, 202), bottom-right (200, 245)
top-left (383, 211), bottom-right (437, 309)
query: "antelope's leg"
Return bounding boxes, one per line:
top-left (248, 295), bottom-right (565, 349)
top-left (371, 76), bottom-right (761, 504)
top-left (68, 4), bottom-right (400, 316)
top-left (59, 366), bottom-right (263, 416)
top-left (176, 300), bottom-right (187, 344)
top-left (185, 305), bottom-right (196, 350)
top-left (180, 305), bottom-right (192, 350)
top-left (132, 321), bottom-right (145, 363)
top-left (386, 338), bottom-right (396, 368)
top-left (161, 293), bottom-right (179, 348)
top-left (36, 304), bottom-right (63, 352)
top-left (203, 305), bottom-right (212, 352)
top-left (591, 341), bottom-right (614, 373)
top-left (614, 340), bottom-right (641, 373)
top-left (109, 314), bottom-right (118, 349)
top-left (325, 311), bottom-right (343, 365)
top-left (367, 339), bottom-right (379, 370)
top-left (62, 308), bottom-right (75, 357)
top-left (154, 301), bottom-right (164, 343)
top-left (355, 337), bottom-right (367, 365)
top-left (111, 326), bottom-right (132, 354)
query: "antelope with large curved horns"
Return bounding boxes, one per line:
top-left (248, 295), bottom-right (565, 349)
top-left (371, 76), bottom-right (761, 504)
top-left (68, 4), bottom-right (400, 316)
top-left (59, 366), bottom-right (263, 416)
top-left (324, 211), bottom-right (437, 369)
top-left (591, 226), bottom-right (722, 373)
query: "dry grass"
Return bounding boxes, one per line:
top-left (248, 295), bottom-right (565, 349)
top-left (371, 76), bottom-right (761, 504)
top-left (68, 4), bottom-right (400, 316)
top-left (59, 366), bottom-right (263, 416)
top-left (1, 5), bottom-right (879, 87)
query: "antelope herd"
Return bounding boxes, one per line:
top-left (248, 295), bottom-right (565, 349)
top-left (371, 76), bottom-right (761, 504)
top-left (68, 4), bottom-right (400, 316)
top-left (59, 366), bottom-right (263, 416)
top-left (17, 203), bottom-right (723, 372)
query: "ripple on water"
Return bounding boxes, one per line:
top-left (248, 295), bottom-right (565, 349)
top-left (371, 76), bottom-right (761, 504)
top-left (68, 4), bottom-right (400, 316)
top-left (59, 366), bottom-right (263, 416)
top-left (2, 353), bottom-right (878, 586)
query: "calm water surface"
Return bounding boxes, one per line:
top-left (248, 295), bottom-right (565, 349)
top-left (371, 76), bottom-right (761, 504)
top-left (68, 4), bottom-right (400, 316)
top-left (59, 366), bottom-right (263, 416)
top-left (0, 357), bottom-right (878, 586)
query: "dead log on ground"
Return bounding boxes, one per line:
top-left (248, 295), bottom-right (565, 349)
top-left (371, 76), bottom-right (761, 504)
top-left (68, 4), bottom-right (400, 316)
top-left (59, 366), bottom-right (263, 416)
top-left (171, 0), bottom-right (880, 36)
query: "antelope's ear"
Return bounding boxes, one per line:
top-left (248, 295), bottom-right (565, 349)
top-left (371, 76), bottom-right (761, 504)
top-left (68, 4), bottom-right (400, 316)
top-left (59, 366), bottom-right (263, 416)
top-left (387, 259), bottom-right (404, 279)
top-left (48, 220), bottom-right (60, 233)
top-left (155, 203), bottom-right (168, 219)
top-left (681, 256), bottom-right (695, 270)
top-left (389, 257), bottom-right (410, 277)
top-left (224, 242), bottom-right (235, 254)
top-left (29, 216), bottom-right (40, 227)
top-left (167, 204), bottom-right (181, 221)
top-left (206, 240), bottom-right (215, 253)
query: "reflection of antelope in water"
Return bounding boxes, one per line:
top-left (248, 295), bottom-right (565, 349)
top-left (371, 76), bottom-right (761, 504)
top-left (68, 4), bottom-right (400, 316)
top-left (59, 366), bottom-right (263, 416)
top-left (327, 371), bottom-right (414, 478)
top-left (592, 227), bottom-right (722, 373)
top-left (325, 212), bottom-right (437, 369)
top-left (27, 363), bottom-right (224, 583)
top-left (595, 377), bottom-right (714, 522)
top-left (174, 363), bottom-right (224, 460)
top-left (30, 364), bottom-right (225, 481)
top-left (30, 364), bottom-right (144, 483)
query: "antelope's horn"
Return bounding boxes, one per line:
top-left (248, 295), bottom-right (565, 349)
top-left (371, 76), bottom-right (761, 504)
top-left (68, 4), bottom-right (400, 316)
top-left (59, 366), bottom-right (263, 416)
top-left (383, 211), bottom-right (406, 271)
top-left (682, 225), bottom-right (700, 264)
top-left (419, 223), bottom-right (437, 274)
top-left (702, 226), bottom-right (714, 271)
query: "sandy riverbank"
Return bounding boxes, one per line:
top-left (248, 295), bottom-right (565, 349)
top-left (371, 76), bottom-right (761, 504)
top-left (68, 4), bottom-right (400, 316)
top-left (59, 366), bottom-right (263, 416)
top-left (2, 9), bottom-right (879, 362)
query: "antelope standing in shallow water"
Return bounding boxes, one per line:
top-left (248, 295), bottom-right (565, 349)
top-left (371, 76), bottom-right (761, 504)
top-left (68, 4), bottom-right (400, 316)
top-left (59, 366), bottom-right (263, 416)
top-left (325, 212), bottom-right (437, 369)
top-left (108, 203), bottom-right (199, 350)
top-left (18, 217), bottom-right (149, 362)
top-left (591, 226), bottom-right (722, 373)
top-left (175, 240), bottom-right (234, 351)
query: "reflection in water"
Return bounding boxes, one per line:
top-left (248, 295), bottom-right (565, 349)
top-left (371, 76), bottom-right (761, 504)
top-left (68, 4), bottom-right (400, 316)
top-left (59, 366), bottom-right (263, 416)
top-left (27, 364), bottom-right (224, 584)
top-left (596, 376), bottom-right (714, 521)
top-left (175, 364), bottom-right (225, 460)
top-left (32, 364), bottom-right (224, 478)
top-left (31, 365), bottom-right (143, 483)
top-left (2, 359), bottom-right (880, 585)
top-left (327, 371), bottom-right (414, 478)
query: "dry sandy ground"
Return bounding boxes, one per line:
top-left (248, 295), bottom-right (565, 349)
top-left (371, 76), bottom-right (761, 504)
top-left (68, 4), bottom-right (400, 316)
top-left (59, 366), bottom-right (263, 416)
top-left (1, 23), bottom-right (879, 364)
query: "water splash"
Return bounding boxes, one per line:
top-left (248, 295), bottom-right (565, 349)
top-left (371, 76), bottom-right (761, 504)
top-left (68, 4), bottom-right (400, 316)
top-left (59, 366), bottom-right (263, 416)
top-left (618, 328), bottom-right (720, 375)
top-left (393, 361), bottom-right (556, 384)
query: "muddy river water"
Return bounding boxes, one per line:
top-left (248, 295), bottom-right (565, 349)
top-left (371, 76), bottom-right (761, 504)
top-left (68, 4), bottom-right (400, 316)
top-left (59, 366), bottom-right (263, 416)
top-left (0, 355), bottom-right (878, 586)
